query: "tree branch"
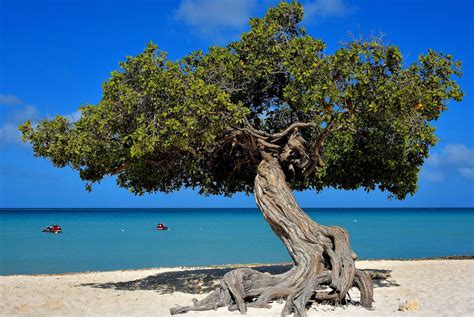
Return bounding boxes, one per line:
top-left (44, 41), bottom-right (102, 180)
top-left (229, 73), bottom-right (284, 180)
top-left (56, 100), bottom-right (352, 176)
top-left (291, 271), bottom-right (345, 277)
top-left (267, 121), bottom-right (317, 142)
top-left (313, 119), bottom-right (336, 153)
top-left (242, 117), bottom-right (317, 142)
top-left (257, 138), bottom-right (281, 151)
top-left (111, 163), bottom-right (128, 175)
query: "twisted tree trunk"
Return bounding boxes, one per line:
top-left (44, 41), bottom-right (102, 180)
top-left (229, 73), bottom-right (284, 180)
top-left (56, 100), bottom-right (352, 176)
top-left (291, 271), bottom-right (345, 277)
top-left (171, 157), bottom-right (373, 316)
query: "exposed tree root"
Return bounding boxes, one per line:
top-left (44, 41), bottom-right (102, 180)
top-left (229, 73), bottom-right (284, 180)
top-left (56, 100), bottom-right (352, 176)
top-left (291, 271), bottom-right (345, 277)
top-left (170, 159), bottom-right (373, 316)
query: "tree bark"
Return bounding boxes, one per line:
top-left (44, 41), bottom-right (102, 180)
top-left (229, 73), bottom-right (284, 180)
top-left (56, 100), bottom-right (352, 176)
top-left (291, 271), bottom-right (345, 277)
top-left (170, 157), bottom-right (373, 316)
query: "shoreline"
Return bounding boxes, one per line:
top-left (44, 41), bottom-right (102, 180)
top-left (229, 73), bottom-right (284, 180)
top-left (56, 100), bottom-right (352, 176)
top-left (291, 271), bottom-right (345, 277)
top-left (1, 259), bottom-right (473, 316)
top-left (3, 254), bottom-right (473, 277)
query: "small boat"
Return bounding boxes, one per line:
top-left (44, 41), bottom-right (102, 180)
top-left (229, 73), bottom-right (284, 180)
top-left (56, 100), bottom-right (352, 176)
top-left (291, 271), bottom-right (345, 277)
top-left (156, 223), bottom-right (168, 230)
top-left (42, 224), bottom-right (62, 233)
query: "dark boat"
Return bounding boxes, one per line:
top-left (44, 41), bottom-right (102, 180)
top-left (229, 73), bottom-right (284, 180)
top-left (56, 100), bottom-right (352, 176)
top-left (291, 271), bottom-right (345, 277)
top-left (156, 223), bottom-right (168, 230)
top-left (42, 224), bottom-right (62, 233)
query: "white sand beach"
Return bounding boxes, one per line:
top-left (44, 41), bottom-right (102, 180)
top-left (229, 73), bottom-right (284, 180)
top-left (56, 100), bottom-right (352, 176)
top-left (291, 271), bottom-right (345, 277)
top-left (1, 259), bottom-right (473, 317)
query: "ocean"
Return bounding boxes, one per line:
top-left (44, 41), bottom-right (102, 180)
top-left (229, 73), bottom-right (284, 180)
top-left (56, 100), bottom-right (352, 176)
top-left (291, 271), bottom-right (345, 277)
top-left (0, 208), bottom-right (473, 275)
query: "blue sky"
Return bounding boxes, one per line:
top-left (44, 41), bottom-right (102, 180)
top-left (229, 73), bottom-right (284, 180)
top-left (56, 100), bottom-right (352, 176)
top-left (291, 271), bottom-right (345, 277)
top-left (1, 0), bottom-right (473, 208)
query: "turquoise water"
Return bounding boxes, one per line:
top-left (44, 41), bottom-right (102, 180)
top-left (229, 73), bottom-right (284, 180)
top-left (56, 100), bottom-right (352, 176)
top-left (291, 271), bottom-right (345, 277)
top-left (0, 208), bottom-right (473, 275)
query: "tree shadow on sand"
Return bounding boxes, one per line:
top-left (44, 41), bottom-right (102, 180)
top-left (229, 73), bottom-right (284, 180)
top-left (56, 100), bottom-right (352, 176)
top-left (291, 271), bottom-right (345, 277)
top-left (80, 264), bottom-right (395, 295)
top-left (366, 269), bottom-right (399, 287)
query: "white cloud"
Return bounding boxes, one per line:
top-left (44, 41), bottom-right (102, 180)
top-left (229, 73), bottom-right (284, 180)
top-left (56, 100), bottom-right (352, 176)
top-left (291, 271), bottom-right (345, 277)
top-left (175, 0), bottom-right (256, 37)
top-left (304, 0), bottom-right (357, 19)
top-left (459, 168), bottom-right (474, 180)
top-left (0, 105), bottom-right (39, 147)
top-left (426, 152), bottom-right (440, 166)
top-left (0, 123), bottom-right (24, 145)
top-left (420, 169), bottom-right (445, 182)
top-left (442, 144), bottom-right (474, 167)
top-left (424, 144), bottom-right (474, 181)
top-left (0, 94), bottom-right (22, 106)
top-left (0, 94), bottom-right (81, 147)
top-left (175, 1), bottom-right (356, 37)
top-left (427, 144), bottom-right (474, 168)
top-left (63, 110), bottom-right (82, 123)
top-left (11, 105), bottom-right (39, 122)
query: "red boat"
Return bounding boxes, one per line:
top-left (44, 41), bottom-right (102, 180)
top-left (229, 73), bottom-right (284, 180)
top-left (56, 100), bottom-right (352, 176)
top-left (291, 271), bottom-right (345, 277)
top-left (156, 223), bottom-right (168, 230)
top-left (42, 224), bottom-right (62, 233)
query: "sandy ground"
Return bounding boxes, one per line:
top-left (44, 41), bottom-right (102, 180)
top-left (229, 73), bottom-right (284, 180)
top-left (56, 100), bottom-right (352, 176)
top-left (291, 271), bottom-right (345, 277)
top-left (1, 259), bottom-right (473, 317)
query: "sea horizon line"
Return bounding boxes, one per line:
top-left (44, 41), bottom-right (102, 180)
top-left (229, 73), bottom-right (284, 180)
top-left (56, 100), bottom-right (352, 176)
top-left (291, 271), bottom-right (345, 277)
top-left (1, 207), bottom-right (473, 211)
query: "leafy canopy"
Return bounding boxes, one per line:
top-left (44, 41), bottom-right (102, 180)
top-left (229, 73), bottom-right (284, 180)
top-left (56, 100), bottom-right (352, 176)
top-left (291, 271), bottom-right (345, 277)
top-left (20, 2), bottom-right (463, 199)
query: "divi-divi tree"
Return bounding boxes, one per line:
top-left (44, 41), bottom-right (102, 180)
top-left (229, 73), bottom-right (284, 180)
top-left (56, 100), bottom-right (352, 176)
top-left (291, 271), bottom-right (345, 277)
top-left (20, 2), bottom-right (463, 316)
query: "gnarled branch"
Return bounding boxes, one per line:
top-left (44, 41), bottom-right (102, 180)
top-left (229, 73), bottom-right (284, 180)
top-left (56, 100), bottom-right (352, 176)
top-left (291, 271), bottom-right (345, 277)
top-left (242, 117), bottom-right (317, 142)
